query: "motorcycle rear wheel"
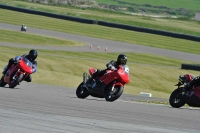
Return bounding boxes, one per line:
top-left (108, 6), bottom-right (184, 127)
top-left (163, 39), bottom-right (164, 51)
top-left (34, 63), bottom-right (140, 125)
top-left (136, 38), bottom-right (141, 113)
top-left (76, 82), bottom-right (89, 99)
top-left (105, 86), bottom-right (124, 102)
top-left (169, 88), bottom-right (185, 108)
top-left (9, 73), bottom-right (24, 88)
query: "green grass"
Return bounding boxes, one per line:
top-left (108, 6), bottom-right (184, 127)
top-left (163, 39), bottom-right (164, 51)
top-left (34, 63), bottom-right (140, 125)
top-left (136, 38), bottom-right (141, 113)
top-left (95, 0), bottom-right (200, 11)
top-left (0, 7), bottom-right (199, 99)
top-left (0, 9), bottom-right (200, 55)
top-left (0, 45), bottom-right (199, 99)
top-left (95, 0), bottom-right (199, 18)
top-left (0, 0), bottom-right (200, 36)
top-left (0, 29), bottom-right (85, 46)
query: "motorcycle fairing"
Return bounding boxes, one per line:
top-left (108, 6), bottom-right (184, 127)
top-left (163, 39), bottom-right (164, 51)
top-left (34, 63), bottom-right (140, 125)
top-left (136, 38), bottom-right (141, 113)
top-left (114, 82), bottom-right (124, 87)
top-left (117, 67), bottom-right (130, 84)
top-left (19, 58), bottom-right (33, 74)
top-left (100, 67), bottom-right (129, 85)
top-left (194, 86), bottom-right (200, 99)
top-left (4, 65), bottom-right (18, 84)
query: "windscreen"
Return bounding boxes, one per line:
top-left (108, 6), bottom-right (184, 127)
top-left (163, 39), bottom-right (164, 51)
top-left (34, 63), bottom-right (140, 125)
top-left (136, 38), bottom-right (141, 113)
top-left (123, 65), bottom-right (129, 74)
top-left (22, 58), bottom-right (32, 68)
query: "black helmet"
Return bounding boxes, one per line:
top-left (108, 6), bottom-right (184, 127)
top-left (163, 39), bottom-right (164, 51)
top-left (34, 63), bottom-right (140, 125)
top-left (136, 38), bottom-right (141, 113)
top-left (28, 49), bottom-right (38, 61)
top-left (117, 54), bottom-right (127, 65)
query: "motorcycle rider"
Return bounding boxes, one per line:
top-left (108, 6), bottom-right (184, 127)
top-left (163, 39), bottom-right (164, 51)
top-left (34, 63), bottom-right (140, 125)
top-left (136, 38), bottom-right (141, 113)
top-left (21, 24), bottom-right (25, 28)
top-left (184, 76), bottom-right (200, 106)
top-left (21, 24), bottom-right (26, 31)
top-left (0, 49), bottom-right (38, 83)
top-left (87, 54), bottom-right (128, 85)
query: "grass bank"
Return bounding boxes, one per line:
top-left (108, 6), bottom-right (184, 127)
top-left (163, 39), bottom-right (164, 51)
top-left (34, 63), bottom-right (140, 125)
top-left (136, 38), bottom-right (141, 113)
top-left (0, 29), bottom-right (85, 46)
top-left (0, 8), bottom-right (199, 99)
top-left (0, 46), bottom-right (198, 99)
top-left (0, 9), bottom-right (200, 55)
top-left (0, 0), bottom-right (200, 36)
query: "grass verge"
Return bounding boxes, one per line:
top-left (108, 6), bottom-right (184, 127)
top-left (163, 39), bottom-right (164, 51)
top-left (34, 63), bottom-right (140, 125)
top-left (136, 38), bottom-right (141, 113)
top-left (0, 9), bottom-right (200, 55)
top-left (0, 45), bottom-right (199, 99)
top-left (0, 0), bottom-right (200, 36)
top-left (0, 29), bottom-right (85, 46)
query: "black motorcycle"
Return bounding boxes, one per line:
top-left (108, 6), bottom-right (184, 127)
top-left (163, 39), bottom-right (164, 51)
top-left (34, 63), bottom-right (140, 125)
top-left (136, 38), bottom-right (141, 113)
top-left (169, 74), bottom-right (200, 108)
top-left (21, 25), bottom-right (26, 32)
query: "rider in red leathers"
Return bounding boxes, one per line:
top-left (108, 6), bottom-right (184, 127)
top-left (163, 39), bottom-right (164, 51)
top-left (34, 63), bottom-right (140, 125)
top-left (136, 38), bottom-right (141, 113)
top-left (87, 54), bottom-right (128, 85)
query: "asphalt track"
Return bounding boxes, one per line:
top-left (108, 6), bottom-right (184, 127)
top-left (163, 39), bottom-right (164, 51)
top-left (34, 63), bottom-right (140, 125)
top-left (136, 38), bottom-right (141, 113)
top-left (0, 23), bottom-right (200, 133)
top-left (0, 83), bottom-right (199, 133)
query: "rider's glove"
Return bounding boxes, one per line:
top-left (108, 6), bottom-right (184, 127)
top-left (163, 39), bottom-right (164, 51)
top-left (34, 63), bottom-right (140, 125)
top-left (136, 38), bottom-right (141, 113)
top-left (108, 65), bottom-right (116, 70)
top-left (14, 56), bottom-right (21, 63)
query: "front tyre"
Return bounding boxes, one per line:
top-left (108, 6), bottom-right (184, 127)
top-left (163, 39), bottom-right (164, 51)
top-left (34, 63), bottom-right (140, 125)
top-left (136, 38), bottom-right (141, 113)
top-left (76, 82), bottom-right (89, 99)
top-left (9, 73), bottom-right (24, 88)
top-left (169, 88), bottom-right (185, 108)
top-left (105, 86), bottom-right (124, 102)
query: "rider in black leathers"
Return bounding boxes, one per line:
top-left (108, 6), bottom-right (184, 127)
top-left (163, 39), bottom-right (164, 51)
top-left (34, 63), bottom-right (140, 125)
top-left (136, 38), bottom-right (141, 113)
top-left (1, 49), bottom-right (38, 83)
top-left (87, 54), bottom-right (128, 84)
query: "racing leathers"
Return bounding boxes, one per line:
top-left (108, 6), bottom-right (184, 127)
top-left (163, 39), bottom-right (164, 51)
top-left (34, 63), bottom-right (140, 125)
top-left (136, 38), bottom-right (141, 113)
top-left (87, 60), bottom-right (126, 83)
top-left (184, 76), bottom-right (200, 106)
top-left (2, 54), bottom-right (37, 82)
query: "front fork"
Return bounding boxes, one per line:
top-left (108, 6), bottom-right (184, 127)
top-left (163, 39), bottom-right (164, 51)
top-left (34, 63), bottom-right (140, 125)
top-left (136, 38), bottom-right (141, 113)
top-left (111, 81), bottom-right (116, 92)
top-left (83, 72), bottom-right (87, 84)
top-left (83, 72), bottom-right (90, 90)
top-left (12, 70), bottom-right (25, 83)
top-left (13, 69), bottom-right (21, 80)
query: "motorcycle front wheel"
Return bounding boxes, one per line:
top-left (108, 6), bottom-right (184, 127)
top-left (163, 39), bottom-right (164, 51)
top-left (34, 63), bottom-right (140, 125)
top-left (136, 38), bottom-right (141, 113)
top-left (76, 82), bottom-right (89, 99)
top-left (169, 88), bottom-right (185, 108)
top-left (105, 86), bottom-right (124, 102)
top-left (9, 73), bottom-right (24, 88)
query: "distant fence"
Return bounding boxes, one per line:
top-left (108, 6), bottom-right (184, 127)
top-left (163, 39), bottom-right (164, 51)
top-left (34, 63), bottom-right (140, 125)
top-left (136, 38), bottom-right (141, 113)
top-left (181, 64), bottom-right (200, 71)
top-left (0, 4), bottom-right (200, 42)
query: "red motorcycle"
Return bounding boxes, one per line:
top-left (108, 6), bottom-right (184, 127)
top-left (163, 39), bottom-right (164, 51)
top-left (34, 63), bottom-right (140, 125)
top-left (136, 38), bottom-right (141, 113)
top-left (76, 65), bottom-right (130, 102)
top-left (169, 74), bottom-right (200, 108)
top-left (0, 57), bottom-right (33, 88)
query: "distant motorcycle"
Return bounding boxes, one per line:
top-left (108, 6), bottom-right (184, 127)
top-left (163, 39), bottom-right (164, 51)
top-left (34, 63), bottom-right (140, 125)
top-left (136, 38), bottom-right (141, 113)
top-left (0, 57), bottom-right (33, 88)
top-left (169, 74), bottom-right (200, 108)
top-left (21, 25), bottom-right (27, 32)
top-left (76, 65), bottom-right (130, 102)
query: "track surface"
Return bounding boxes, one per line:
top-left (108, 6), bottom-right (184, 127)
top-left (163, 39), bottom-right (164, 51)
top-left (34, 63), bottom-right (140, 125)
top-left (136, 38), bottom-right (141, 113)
top-left (0, 23), bottom-right (200, 133)
top-left (0, 83), bottom-right (200, 133)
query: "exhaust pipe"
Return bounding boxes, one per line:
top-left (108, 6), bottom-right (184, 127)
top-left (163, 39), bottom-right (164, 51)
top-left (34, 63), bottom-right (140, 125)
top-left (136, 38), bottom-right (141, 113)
top-left (83, 72), bottom-right (87, 83)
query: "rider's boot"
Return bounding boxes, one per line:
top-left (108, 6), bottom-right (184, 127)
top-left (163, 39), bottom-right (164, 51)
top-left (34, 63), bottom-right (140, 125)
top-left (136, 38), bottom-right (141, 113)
top-left (0, 75), bottom-right (6, 87)
top-left (86, 77), bottom-right (94, 87)
top-left (2, 67), bottom-right (8, 75)
top-left (86, 72), bottom-right (96, 84)
top-left (0, 75), bottom-right (4, 81)
top-left (2, 60), bottom-right (14, 75)
top-left (183, 83), bottom-right (193, 98)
